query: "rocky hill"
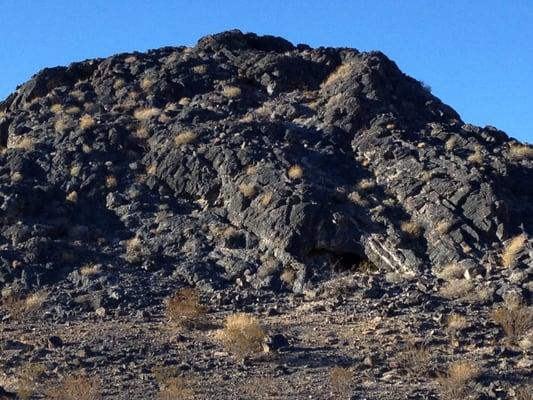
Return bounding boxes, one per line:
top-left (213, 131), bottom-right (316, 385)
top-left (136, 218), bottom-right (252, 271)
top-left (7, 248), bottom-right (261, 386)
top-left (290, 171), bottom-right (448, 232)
top-left (0, 30), bottom-right (531, 399)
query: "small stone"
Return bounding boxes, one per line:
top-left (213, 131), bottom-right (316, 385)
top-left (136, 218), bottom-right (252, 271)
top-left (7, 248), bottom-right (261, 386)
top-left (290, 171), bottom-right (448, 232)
top-left (47, 336), bottom-right (63, 349)
top-left (95, 307), bottom-right (106, 317)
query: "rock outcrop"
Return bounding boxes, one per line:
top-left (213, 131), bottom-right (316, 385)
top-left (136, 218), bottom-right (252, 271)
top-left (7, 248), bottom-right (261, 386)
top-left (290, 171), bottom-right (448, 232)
top-left (0, 29), bottom-right (531, 304)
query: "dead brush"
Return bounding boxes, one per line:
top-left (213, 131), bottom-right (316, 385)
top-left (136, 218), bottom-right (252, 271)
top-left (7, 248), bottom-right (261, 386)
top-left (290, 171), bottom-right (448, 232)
top-left (1, 290), bottom-right (48, 321)
top-left (165, 288), bottom-right (207, 329)
top-left (490, 305), bottom-right (532, 344)
top-left (502, 234), bottom-right (527, 267)
top-left (396, 342), bottom-right (431, 377)
top-left (157, 376), bottom-right (195, 400)
top-left (216, 313), bottom-right (266, 359)
top-left (436, 360), bottom-right (481, 400)
top-left (17, 362), bottom-right (46, 400)
top-left (329, 366), bottom-right (353, 398)
top-left (46, 374), bottom-right (102, 400)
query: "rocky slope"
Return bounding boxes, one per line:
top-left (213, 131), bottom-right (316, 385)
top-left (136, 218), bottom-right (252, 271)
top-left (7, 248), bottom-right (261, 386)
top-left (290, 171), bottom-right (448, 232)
top-left (0, 30), bottom-right (531, 399)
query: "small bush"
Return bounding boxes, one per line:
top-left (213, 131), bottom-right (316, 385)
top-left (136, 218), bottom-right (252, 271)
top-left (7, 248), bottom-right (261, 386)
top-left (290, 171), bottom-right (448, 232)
top-left (174, 131), bottom-right (197, 146)
top-left (239, 182), bottom-right (256, 198)
top-left (140, 77), bottom-right (155, 91)
top-left (125, 237), bottom-right (143, 263)
top-left (105, 175), bottom-right (118, 189)
top-left (436, 263), bottom-right (465, 281)
top-left (165, 288), bottom-right (207, 329)
top-left (357, 179), bottom-right (375, 191)
top-left (65, 106), bottom-right (81, 115)
top-left (396, 343), bottom-right (431, 377)
top-left (401, 220), bottom-right (423, 238)
top-left (157, 377), bottom-right (195, 400)
top-left (124, 55), bottom-right (137, 64)
top-left (192, 64), bottom-right (207, 74)
top-left (113, 79), bottom-right (126, 90)
top-left (445, 137), bottom-right (456, 151)
top-left (10, 136), bottom-right (34, 150)
top-left (287, 164), bottom-right (303, 180)
top-left (66, 191), bottom-right (78, 203)
top-left (46, 374), bottom-right (101, 400)
top-left (50, 104), bottom-right (64, 114)
top-left (516, 385), bottom-right (533, 400)
top-left (17, 362), bottom-right (46, 400)
top-left (446, 313), bottom-right (469, 332)
top-left (490, 305), bottom-right (532, 343)
top-left (1, 290), bottom-right (48, 321)
top-left (54, 118), bottom-right (68, 133)
top-left (322, 63), bottom-right (354, 87)
top-left (437, 360), bottom-right (481, 400)
top-left (509, 143), bottom-right (533, 160)
top-left (222, 86), bottom-right (242, 98)
top-left (467, 148), bottom-right (484, 165)
top-left (329, 366), bottom-right (353, 397)
top-left (10, 171), bottom-right (24, 182)
top-left (79, 114), bottom-right (95, 130)
top-left (259, 191), bottom-right (273, 207)
top-left (217, 313), bottom-right (266, 359)
top-left (134, 107), bottom-right (161, 120)
top-left (502, 234), bottom-right (527, 267)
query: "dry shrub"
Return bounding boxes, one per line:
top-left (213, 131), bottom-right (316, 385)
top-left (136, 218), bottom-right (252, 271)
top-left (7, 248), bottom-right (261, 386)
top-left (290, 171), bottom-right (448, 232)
top-left (446, 313), bottom-right (469, 332)
top-left (1, 290), bottom-right (48, 320)
top-left (436, 220), bottom-right (452, 234)
top-left (239, 182), bottom-right (256, 198)
top-left (178, 97), bottom-right (190, 106)
top-left (54, 118), bottom-right (68, 133)
top-left (134, 107), bottom-right (161, 120)
top-left (17, 362), bottom-right (46, 400)
top-left (396, 343), bottom-right (431, 377)
top-left (66, 191), bottom-right (78, 203)
top-left (509, 143), bottom-right (533, 160)
top-left (192, 64), bottom-right (207, 74)
top-left (113, 79), bottom-right (126, 90)
top-left (158, 377), bottom-right (195, 400)
top-left (515, 385), bottom-right (533, 400)
top-left (490, 305), bottom-right (532, 343)
top-left (174, 130), bottom-right (197, 146)
top-left (10, 136), bottom-right (35, 150)
top-left (322, 62), bottom-right (354, 87)
top-left (222, 85), bottom-right (242, 98)
top-left (217, 313), bottom-right (266, 358)
top-left (287, 164), bottom-right (303, 179)
top-left (502, 234), bottom-right (527, 267)
top-left (146, 163), bottom-right (157, 175)
top-left (260, 191), bottom-right (273, 207)
top-left (329, 366), bottom-right (353, 397)
top-left (11, 171), bottom-right (24, 182)
top-left (280, 268), bottom-right (296, 284)
top-left (105, 175), bottom-right (118, 189)
top-left (467, 148), bottom-right (484, 165)
top-left (50, 104), bottom-right (64, 114)
top-left (124, 55), bottom-right (137, 64)
top-left (79, 114), bottom-right (95, 130)
top-left (65, 106), bottom-right (80, 115)
top-left (80, 264), bottom-right (100, 276)
top-left (437, 360), bottom-right (481, 400)
top-left (348, 191), bottom-right (368, 206)
top-left (445, 137), bottom-right (456, 151)
top-left (401, 220), bottom-right (423, 238)
top-left (140, 77), bottom-right (155, 91)
top-left (165, 288), bottom-right (207, 329)
top-left (134, 125), bottom-right (150, 139)
top-left (439, 279), bottom-right (474, 300)
top-left (46, 374), bottom-right (102, 400)
top-left (357, 179), bottom-right (375, 191)
top-left (70, 164), bottom-right (81, 177)
top-left (125, 237), bottom-right (143, 263)
top-left (436, 263), bottom-right (465, 281)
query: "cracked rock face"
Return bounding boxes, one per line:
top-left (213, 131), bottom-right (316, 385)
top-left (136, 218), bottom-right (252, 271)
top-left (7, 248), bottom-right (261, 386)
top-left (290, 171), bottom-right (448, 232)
top-left (0, 30), bottom-right (531, 300)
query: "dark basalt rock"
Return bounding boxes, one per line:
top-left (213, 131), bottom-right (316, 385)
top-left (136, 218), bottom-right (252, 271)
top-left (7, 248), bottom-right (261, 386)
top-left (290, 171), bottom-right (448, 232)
top-left (0, 30), bottom-right (531, 306)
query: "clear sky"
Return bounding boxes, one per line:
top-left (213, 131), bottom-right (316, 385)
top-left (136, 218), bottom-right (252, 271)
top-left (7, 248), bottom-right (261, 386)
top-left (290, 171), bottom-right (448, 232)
top-left (1, 1), bottom-right (532, 143)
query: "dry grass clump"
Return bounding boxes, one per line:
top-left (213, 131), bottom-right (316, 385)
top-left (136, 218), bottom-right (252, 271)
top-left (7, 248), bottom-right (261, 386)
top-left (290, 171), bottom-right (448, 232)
top-left (217, 313), bottom-right (266, 359)
top-left (10, 136), bottom-right (35, 151)
top-left (134, 125), bottom-right (150, 139)
top-left (502, 234), bottom-right (527, 267)
top-left (79, 114), bottom-right (95, 130)
top-left (165, 288), bottom-right (207, 329)
top-left (259, 191), bottom-right (273, 207)
top-left (322, 62), bottom-right (354, 87)
top-left (105, 175), bottom-right (118, 189)
top-left (401, 220), bottom-right (423, 238)
top-left (65, 106), bottom-right (81, 115)
top-left (287, 164), bottom-right (303, 180)
top-left (222, 85), bottom-right (242, 98)
top-left (348, 191), bottom-right (368, 206)
top-left (50, 103), bottom-right (64, 114)
top-left (140, 77), bottom-right (156, 91)
top-left (436, 262), bottom-right (465, 281)
top-left (467, 147), bottom-right (484, 165)
top-left (446, 313), bottom-right (469, 332)
top-left (445, 137), bottom-right (456, 151)
top-left (515, 385), bottom-right (533, 400)
top-left (178, 97), bottom-right (190, 106)
top-left (157, 377), bottom-right (195, 400)
top-left (490, 305), bottom-right (532, 343)
top-left (436, 220), bottom-right (452, 234)
top-left (280, 268), bottom-right (297, 284)
top-left (239, 182), bottom-right (257, 198)
top-left (437, 360), bottom-right (481, 400)
top-left (66, 191), bottom-right (78, 203)
top-left (46, 374), bottom-right (102, 400)
top-left (174, 130), bottom-right (197, 146)
top-left (124, 55), bottom-right (137, 64)
top-left (396, 343), bottom-right (431, 377)
top-left (192, 64), bottom-right (207, 74)
top-left (509, 143), bottom-right (533, 160)
top-left (70, 164), bottom-right (81, 177)
top-left (1, 290), bottom-right (48, 321)
top-left (113, 79), bottom-right (126, 91)
top-left (11, 171), bottom-right (24, 182)
top-left (17, 362), bottom-right (46, 400)
top-left (357, 178), bottom-right (375, 191)
top-left (79, 263), bottom-right (101, 276)
top-left (125, 236), bottom-right (143, 263)
top-left (134, 107), bottom-right (161, 120)
top-left (439, 279), bottom-right (474, 300)
top-left (329, 366), bottom-right (353, 397)
top-left (54, 118), bottom-right (68, 133)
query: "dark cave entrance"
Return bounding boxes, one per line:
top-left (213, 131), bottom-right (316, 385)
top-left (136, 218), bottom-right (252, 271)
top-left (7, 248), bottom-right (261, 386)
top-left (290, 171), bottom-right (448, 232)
top-left (306, 249), bottom-right (375, 277)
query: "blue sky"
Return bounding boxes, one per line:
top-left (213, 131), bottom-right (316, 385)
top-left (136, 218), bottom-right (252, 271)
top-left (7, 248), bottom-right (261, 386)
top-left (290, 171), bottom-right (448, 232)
top-left (1, 1), bottom-right (532, 143)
